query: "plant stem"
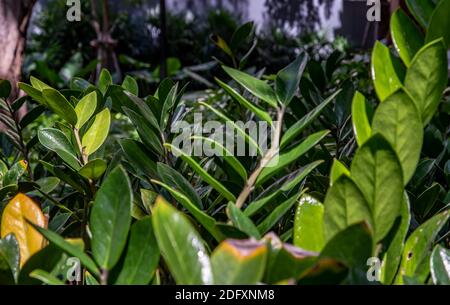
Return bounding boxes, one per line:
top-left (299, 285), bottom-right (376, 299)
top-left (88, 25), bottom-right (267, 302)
top-left (235, 106), bottom-right (284, 209)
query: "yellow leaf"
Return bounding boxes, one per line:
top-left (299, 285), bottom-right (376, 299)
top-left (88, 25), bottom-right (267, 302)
top-left (1, 193), bottom-right (46, 266)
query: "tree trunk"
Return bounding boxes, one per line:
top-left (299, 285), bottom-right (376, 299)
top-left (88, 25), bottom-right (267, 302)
top-left (0, 0), bottom-right (36, 101)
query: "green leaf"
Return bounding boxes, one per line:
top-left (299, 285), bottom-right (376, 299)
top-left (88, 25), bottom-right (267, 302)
top-left (18, 83), bottom-right (47, 105)
top-left (323, 176), bottom-right (372, 242)
top-left (3, 160), bottom-right (28, 186)
top-left (152, 196), bottom-right (213, 285)
top-left (119, 139), bottom-right (157, 179)
top-left (42, 88), bottom-right (77, 126)
top-left (227, 202), bottom-right (260, 239)
top-left (75, 91), bottom-right (97, 129)
top-left (264, 234), bottom-right (317, 283)
top-left (122, 75), bottom-right (139, 96)
top-left (38, 128), bottom-right (80, 170)
top-left (82, 108), bottom-right (111, 156)
top-left (19, 105), bottom-right (46, 129)
top-left (405, 39), bottom-right (447, 125)
top-left (30, 269), bottom-right (64, 285)
top-left (426, 0), bottom-right (450, 47)
top-left (215, 77), bottom-right (272, 124)
top-left (320, 222), bottom-right (373, 269)
top-left (257, 130), bottom-right (329, 186)
top-left (245, 160), bottom-right (323, 217)
top-left (380, 193), bottom-right (410, 284)
top-left (98, 69), bottom-right (113, 94)
top-left (351, 91), bottom-right (372, 146)
top-left (275, 53), bottom-right (308, 105)
top-left (329, 159), bottom-right (350, 186)
top-left (390, 9), bottom-right (424, 66)
top-left (351, 134), bottom-right (404, 241)
top-left (91, 166), bottom-right (132, 270)
top-left (281, 90), bottom-right (341, 149)
top-left (32, 225), bottom-right (99, 276)
top-left (222, 66), bottom-right (278, 108)
top-left (0, 79), bottom-right (11, 99)
top-left (157, 162), bottom-right (203, 209)
top-left (395, 211), bottom-right (450, 284)
top-left (151, 180), bottom-right (223, 242)
top-left (257, 194), bottom-right (300, 235)
top-left (78, 159), bottom-right (107, 180)
top-left (115, 217), bottom-right (160, 285)
top-left (230, 21), bottom-right (254, 52)
top-left (0, 234), bottom-right (20, 284)
top-left (405, 0), bottom-right (435, 28)
top-left (372, 90), bottom-right (423, 184)
top-left (430, 245), bottom-right (450, 285)
top-left (165, 143), bottom-right (236, 202)
top-left (371, 42), bottom-right (404, 102)
top-left (211, 239), bottom-right (267, 284)
top-left (30, 76), bottom-right (52, 91)
top-left (294, 195), bottom-right (325, 252)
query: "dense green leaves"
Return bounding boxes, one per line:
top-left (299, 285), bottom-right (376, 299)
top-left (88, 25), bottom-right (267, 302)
top-left (91, 166), bottom-right (132, 270)
top-left (152, 196), bottom-right (213, 285)
top-left (372, 90), bottom-right (423, 184)
top-left (404, 39), bottom-right (447, 125)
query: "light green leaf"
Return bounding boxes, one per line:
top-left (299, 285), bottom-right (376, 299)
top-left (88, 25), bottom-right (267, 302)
top-left (391, 9), bottom-right (424, 66)
top-left (404, 39), bottom-right (447, 125)
top-left (395, 211), bottom-right (450, 284)
top-left (430, 245), bottom-right (450, 285)
top-left (75, 91), bottom-right (97, 129)
top-left (42, 88), bottom-right (78, 126)
top-left (227, 202), bottom-right (260, 239)
top-left (38, 128), bottom-right (80, 170)
top-left (30, 76), bottom-right (52, 91)
top-left (78, 159), bottom-right (107, 180)
top-left (30, 269), bottom-right (64, 285)
top-left (351, 134), bottom-right (404, 241)
top-left (115, 217), bottom-right (159, 285)
top-left (372, 90), bottom-right (423, 184)
top-left (323, 176), bottom-right (372, 242)
top-left (275, 52), bottom-right (308, 105)
top-left (122, 75), bottom-right (139, 96)
top-left (223, 66), bottom-right (278, 108)
top-left (371, 42), bottom-right (404, 102)
top-left (351, 91), bottom-right (372, 146)
top-left (329, 159), bottom-right (350, 186)
top-left (98, 69), bottom-right (112, 94)
top-left (294, 195), bottom-right (325, 252)
top-left (152, 196), bottom-right (213, 285)
top-left (257, 130), bottom-right (329, 186)
top-left (82, 108), bottom-right (111, 156)
top-left (91, 166), bottom-right (132, 270)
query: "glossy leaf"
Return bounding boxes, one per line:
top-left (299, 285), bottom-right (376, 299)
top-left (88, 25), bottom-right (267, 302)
top-left (122, 75), bottom-right (139, 96)
top-left (152, 196), bottom-right (213, 285)
top-left (227, 202), bottom-right (260, 239)
top-left (426, 0), bottom-right (450, 47)
top-left (371, 42), bottom-right (404, 102)
top-left (294, 195), bottom-right (325, 252)
top-left (390, 9), bottom-right (424, 66)
top-left (3, 160), bottom-right (28, 186)
top-left (115, 217), bottom-right (159, 285)
top-left (405, 0), bottom-right (435, 28)
top-left (78, 159), bottom-right (107, 180)
top-left (98, 69), bottom-right (113, 94)
top-left (82, 108), bottom-right (111, 156)
top-left (396, 211), bottom-right (450, 284)
top-left (30, 269), bottom-right (64, 285)
top-left (404, 39), bottom-right (447, 125)
top-left (75, 91), bottom-right (97, 129)
top-left (275, 52), bottom-right (308, 105)
top-left (0, 234), bottom-right (20, 284)
top-left (38, 128), bottom-right (80, 170)
top-left (351, 134), bottom-right (404, 241)
top-left (351, 91), bottom-right (372, 146)
top-left (18, 83), bottom-right (47, 105)
top-left (329, 159), bottom-right (350, 186)
top-left (211, 239), bottom-right (267, 284)
top-left (257, 130), bottom-right (329, 186)
top-left (430, 245), bottom-right (450, 285)
top-left (91, 166), bottom-right (132, 270)
top-left (1, 193), bottom-right (46, 266)
top-left (223, 66), bottom-right (278, 108)
top-left (42, 88), bottom-right (77, 126)
top-left (372, 90), bottom-right (423, 184)
top-left (323, 176), bottom-right (372, 242)
top-left (119, 139), bottom-right (157, 178)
